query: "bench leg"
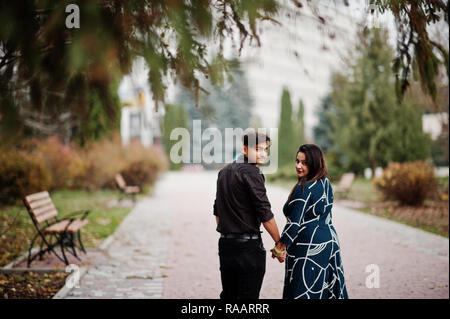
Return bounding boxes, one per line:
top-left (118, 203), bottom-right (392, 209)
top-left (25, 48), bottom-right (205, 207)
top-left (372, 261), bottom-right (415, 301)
top-left (77, 230), bottom-right (87, 254)
top-left (27, 234), bottom-right (39, 267)
top-left (38, 241), bottom-right (45, 260)
top-left (59, 233), bottom-right (70, 265)
top-left (28, 233), bottom-right (70, 267)
top-left (67, 233), bottom-right (82, 261)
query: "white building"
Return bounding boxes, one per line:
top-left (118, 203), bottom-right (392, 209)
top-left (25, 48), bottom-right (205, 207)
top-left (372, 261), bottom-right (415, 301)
top-left (118, 58), bottom-right (163, 147)
top-left (226, 0), bottom-right (373, 139)
top-left (422, 112), bottom-right (449, 140)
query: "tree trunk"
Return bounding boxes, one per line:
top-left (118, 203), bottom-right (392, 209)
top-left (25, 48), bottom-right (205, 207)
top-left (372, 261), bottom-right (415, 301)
top-left (371, 161), bottom-right (377, 181)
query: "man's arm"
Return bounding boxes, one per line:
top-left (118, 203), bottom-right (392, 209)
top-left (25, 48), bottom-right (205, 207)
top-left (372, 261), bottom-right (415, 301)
top-left (216, 216), bottom-right (219, 225)
top-left (262, 217), bottom-right (280, 244)
top-left (242, 171), bottom-right (276, 231)
top-left (264, 217), bottom-right (286, 263)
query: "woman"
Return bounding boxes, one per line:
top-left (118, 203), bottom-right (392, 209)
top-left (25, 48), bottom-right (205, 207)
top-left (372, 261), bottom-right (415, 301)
top-left (271, 144), bottom-right (348, 299)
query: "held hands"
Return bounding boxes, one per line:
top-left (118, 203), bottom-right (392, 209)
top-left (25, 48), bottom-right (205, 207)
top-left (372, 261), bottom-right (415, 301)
top-left (270, 242), bottom-right (286, 263)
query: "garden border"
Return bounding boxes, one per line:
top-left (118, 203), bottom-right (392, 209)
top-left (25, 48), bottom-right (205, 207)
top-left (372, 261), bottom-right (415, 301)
top-left (1, 248), bottom-right (89, 299)
top-left (2, 248), bottom-right (39, 269)
top-left (0, 265), bottom-right (87, 299)
top-left (52, 267), bottom-right (87, 299)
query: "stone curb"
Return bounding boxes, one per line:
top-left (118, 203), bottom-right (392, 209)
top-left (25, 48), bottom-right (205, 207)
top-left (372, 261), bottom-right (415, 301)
top-left (98, 199), bottom-right (142, 252)
top-left (2, 248), bottom-right (39, 270)
top-left (0, 268), bottom-right (65, 274)
top-left (98, 233), bottom-right (115, 251)
top-left (53, 267), bottom-right (87, 299)
top-left (98, 199), bottom-right (141, 252)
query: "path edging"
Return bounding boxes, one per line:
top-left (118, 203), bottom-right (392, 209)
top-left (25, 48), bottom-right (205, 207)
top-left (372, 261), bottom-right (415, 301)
top-left (52, 267), bottom-right (87, 299)
top-left (2, 248), bottom-right (39, 270)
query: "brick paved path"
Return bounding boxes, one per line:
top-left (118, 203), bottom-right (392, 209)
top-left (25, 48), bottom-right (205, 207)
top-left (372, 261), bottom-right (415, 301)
top-left (66, 171), bottom-right (449, 299)
top-left (65, 180), bottom-right (175, 298)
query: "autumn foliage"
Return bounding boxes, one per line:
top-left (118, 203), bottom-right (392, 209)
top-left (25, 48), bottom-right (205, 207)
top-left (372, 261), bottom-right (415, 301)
top-left (0, 134), bottom-right (168, 205)
top-left (374, 161), bottom-right (437, 206)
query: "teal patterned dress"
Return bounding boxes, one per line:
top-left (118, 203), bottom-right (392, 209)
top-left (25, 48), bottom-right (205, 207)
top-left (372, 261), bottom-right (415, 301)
top-left (279, 177), bottom-right (348, 299)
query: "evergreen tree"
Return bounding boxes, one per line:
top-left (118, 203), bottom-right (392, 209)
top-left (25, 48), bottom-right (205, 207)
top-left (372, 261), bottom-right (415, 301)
top-left (278, 88), bottom-right (296, 168)
top-left (313, 95), bottom-right (336, 154)
top-left (0, 1), bottom-right (279, 144)
top-left (162, 104), bottom-right (189, 170)
top-left (295, 99), bottom-right (306, 147)
top-left (330, 28), bottom-right (432, 178)
top-left (1, 1), bottom-right (446, 144)
top-left (174, 59), bottom-right (253, 167)
top-left (74, 77), bottom-right (121, 146)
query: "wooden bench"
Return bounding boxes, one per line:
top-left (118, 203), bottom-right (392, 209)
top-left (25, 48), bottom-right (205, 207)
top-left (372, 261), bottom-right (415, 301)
top-left (333, 173), bottom-right (355, 198)
top-left (23, 191), bottom-right (90, 267)
top-left (115, 173), bottom-right (140, 202)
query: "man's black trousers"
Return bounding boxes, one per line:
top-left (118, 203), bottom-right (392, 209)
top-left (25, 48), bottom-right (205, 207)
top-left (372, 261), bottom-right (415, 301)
top-left (218, 237), bottom-right (266, 299)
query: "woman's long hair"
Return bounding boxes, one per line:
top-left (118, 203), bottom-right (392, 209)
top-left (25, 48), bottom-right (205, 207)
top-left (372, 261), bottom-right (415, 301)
top-left (287, 144), bottom-right (328, 202)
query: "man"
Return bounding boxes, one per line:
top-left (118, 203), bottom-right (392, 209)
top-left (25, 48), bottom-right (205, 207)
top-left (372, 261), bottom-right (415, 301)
top-left (213, 129), bottom-right (284, 299)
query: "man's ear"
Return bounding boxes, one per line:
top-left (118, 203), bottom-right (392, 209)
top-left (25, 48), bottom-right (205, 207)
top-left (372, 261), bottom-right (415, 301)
top-left (242, 145), bottom-right (248, 156)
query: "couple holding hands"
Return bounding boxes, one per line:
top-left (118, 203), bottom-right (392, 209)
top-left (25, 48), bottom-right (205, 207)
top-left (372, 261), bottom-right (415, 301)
top-left (213, 130), bottom-right (348, 299)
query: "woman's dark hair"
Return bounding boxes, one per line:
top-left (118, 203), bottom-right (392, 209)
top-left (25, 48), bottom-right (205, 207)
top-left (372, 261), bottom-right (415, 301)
top-left (287, 144), bottom-right (328, 201)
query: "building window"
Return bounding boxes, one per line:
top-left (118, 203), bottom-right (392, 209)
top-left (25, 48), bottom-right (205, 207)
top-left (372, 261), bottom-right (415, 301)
top-left (129, 112), bottom-right (141, 138)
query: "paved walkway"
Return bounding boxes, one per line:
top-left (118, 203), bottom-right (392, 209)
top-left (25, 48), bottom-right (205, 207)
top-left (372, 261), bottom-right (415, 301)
top-left (66, 171), bottom-right (449, 299)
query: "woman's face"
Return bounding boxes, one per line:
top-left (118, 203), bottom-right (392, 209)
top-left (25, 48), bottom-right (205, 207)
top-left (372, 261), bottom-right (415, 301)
top-left (295, 152), bottom-right (309, 178)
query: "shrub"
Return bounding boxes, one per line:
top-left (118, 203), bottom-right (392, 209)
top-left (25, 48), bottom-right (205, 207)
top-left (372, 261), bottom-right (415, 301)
top-left (78, 134), bottom-right (128, 191)
top-left (0, 149), bottom-right (51, 205)
top-left (120, 142), bottom-right (169, 189)
top-left (78, 133), bottom-right (169, 191)
top-left (374, 161), bottom-right (436, 206)
top-left (25, 136), bottom-right (86, 190)
top-left (1, 132), bottom-right (169, 195)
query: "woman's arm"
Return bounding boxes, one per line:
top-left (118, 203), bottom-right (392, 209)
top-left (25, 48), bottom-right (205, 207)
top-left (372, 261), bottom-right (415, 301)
top-left (278, 188), bottom-right (312, 248)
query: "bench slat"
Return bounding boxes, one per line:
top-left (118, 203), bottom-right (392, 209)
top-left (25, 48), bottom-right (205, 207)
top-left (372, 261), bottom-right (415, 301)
top-left (115, 174), bottom-right (126, 190)
top-left (32, 203), bottom-right (56, 217)
top-left (124, 186), bottom-right (140, 193)
top-left (28, 197), bottom-right (53, 210)
top-left (25, 191), bottom-right (50, 203)
top-left (44, 219), bottom-right (89, 233)
top-left (36, 210), bottom-right (58, 224)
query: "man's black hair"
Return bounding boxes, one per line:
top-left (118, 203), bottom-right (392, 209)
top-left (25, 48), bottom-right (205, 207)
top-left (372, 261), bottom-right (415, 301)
top-left (242, 129), bottom-right (271, 147)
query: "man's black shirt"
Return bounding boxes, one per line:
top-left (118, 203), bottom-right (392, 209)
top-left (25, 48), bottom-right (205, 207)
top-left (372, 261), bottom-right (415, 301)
top-left (213, 154), bottom-right (274, 234)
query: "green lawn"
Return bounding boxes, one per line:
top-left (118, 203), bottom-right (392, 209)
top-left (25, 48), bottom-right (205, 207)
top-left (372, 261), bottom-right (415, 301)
top-left (336, 177), bottom-right (382, 203)
top-left (0, 189), bottom-right (151, 267)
